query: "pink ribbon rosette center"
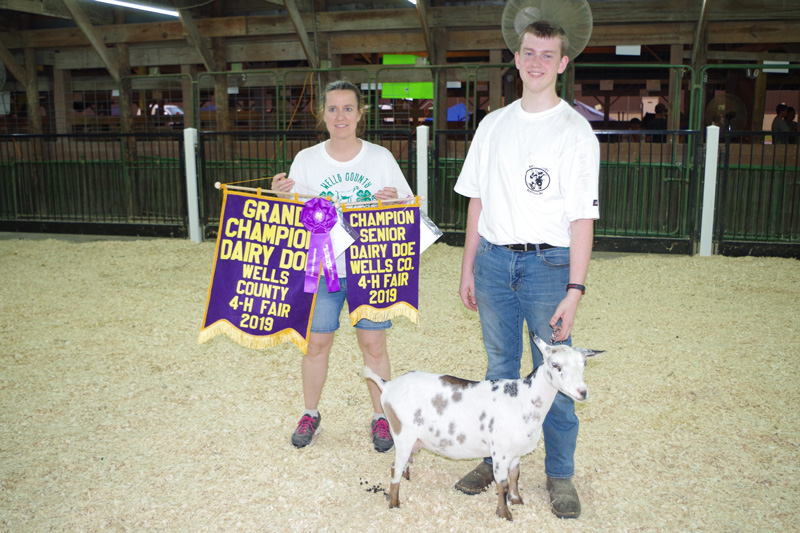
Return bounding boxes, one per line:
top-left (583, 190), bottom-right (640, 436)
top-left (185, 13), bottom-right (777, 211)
top-left (301, 197), bottom-right (340, 293)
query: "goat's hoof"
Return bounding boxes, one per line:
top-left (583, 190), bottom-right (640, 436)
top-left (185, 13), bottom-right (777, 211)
top-left (510, 495), bottom-right (524, 505)
top-left (495, 507), bottom-right (513, 521)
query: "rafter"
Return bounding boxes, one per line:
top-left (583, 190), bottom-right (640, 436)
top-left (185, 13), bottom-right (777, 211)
top-left (0, 0), bottom-right (113, 24)
top-left (179, 9), bottom-right (218, 72)
top-left (415, 0), bottom-right (436, 63)
top-left (0, 38), bottom-right (28, 84)
top-left (691, 0), bottom-right (710, 71)
top-left (283, 0), bottom-right (318, 68)
top-left (61, 0), bottom-right (120, 82)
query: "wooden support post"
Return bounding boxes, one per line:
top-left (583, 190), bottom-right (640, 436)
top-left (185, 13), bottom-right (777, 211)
top-left (489, 49), bottom-right (503, 114)
top-left (563, 61), bottom-right (575, 109)
top-left (181, 64), bottom-right (197, 129)
top-left (52, 68), bottom-right (72, 135)
top-left (24, 48), bottom-right (42, 135)
top-left (432, 27), bottom-right (447, 132)
top-left (117, 43), bottom-right (133, 134)
top-left (751, 65), bottom-right (767, 132)
top-left (668, 44), bottom-right (682, 131)
top-left (212, 37), bottom-right (233, 162)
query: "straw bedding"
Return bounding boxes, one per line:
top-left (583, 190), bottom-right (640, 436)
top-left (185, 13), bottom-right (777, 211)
top-left (1, 236), bottom-right (798, 532)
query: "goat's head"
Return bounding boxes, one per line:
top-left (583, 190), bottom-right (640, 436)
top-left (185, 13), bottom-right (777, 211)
top-left (531, 332), bottom-right (603, 402)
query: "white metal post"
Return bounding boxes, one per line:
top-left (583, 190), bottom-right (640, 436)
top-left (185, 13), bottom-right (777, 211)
top-left (416, 125), bottom-right (429, 214)
top-left (184, 127), bottom-right (203, 243)
top-left (699, 125), bottom-right (720, 256)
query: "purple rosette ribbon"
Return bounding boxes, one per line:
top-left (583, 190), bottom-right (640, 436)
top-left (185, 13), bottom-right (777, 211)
top-left (301, 197), bottom-right (340, 293)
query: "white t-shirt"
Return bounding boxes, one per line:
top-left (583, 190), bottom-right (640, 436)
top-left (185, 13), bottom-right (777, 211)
top-left (454, 99), bottom-right (600, 247)
top-left (288, 139), bottom-right (414, 274)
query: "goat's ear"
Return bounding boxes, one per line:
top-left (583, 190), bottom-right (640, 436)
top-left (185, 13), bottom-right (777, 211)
top-left (576, 348), bottom-right (604, 359)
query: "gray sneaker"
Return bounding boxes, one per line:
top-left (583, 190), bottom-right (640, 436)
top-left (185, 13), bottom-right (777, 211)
top-left (371, 418), bottom-right (394, 452)
top-left (291, 413), bottom-right (321, 448)
top-left (547, 477), bottom-right (581, 519)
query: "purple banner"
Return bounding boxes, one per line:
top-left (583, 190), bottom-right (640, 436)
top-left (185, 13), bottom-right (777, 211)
top-left (200, 190), bottom-right (316, 353)
top-left (344, 204), bottom-right (421, 325)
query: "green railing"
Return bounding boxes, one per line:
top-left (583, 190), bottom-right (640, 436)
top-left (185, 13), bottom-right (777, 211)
top-left (718, 132), bottom-right (800, 244)
top-left (0, 133), bottom-right (186, 236)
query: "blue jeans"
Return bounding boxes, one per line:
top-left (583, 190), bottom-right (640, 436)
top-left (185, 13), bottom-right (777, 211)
top-left (474, 238), bottom-right (577, 479)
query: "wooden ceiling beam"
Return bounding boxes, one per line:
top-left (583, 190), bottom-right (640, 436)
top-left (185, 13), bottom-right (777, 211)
top-left (691, 0), bottom-right (710, 71)
top-left (415, 0), bottom-right (436, 63)
top-left (0, 37), bottom-right (29, 84)
top-left (1, 5), bottom-right (799, 52)
top-left (61, 0), bottom-right (120, 81)
top-left (0, 0), bottom-right (113, 24)
top-left (283, 0), bottom-right (318, 67)
top-left (179, 9), bottom-right (218, 72)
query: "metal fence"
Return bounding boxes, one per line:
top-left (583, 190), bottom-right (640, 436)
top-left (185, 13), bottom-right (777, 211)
top-left (2, 129), bottom-right (798, 257)
top-left (197, 129), bottom-right (415, 237)
top-left (0, 133), bottom-right (186, 236)
top-left (428, 129), bottom-right (703, 253)
top-left (716, 130), bottom-right (800, 255)
top-left (594, 130), bottom-right (702, 254)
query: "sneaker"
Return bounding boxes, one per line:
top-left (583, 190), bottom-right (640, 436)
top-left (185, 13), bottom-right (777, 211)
top-left (547, 477), bottom-right (581, 519)
top-left (371, 418), bottom-right (394, 453)
top-left (454, 460), bottom-right (494, 495)
top-left (291, 413), bottom-right (321, 448)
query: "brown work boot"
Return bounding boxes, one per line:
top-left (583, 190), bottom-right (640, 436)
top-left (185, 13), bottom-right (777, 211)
top-left (454, 461), bottom-right (494, 495)
top-left (546, 477), bottom-right (581, 519)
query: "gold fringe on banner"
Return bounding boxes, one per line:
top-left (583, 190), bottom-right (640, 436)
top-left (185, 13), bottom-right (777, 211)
top-left (199, 321), bottom-right (309, 354)
top-left (349, 302), bottom-right (419, 326)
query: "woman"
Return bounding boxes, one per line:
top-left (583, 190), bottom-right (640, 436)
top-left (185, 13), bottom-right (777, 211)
top-left (272, 80), bottom-right (413, 452)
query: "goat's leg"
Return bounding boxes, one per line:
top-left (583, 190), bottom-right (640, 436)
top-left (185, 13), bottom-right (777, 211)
top-left (492, 461), bottom-right (513, 521)
top-left (508, 460), bottom-right (523, 505)
top-left (388, 440), bottom-right (413, 508)
top-left (388, 478), bottom-right (401, 508)
top-left (495, 479), bottom-right (513, 521)
top-left (388, 463), bottom-right (409, 507)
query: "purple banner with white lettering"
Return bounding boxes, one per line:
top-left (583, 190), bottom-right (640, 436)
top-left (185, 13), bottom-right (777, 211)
top-left (200, 189), bottom-right (316, 353)
top-left (343, 203), bottom-right (420, 325)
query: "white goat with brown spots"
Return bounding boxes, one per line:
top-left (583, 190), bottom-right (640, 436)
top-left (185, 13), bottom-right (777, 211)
top-left (362, 332), bottom-right (601, 521)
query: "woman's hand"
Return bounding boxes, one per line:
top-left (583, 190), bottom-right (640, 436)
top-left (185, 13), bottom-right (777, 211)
top-left (271, 172), bottom-right (294, 193)
top-left (374, 187), bottom-right (399, 200)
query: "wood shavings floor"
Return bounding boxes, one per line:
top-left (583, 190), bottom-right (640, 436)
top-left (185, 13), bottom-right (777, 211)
top-left (1, 237), bottom-right (798, 532)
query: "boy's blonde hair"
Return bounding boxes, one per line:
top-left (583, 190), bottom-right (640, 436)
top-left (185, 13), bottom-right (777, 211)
top-left (517, 21), bottom-right (569, 59)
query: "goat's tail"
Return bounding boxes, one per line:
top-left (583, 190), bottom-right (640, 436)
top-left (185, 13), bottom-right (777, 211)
top-left (361, 366), bottom-right (387, 391)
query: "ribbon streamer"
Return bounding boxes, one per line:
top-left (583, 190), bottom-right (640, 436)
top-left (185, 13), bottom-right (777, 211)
top-left (301, 197), bottom-right (340, 293)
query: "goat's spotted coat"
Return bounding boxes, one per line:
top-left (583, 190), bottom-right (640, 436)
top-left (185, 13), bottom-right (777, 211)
top-left (362, 333), bottom-right (601, 521)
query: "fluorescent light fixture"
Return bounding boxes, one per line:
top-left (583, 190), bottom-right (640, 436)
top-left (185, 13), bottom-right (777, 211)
top-left (91, 0), bottom-right (179, 17)
top-left (407, 0), bottom-right (417, 4)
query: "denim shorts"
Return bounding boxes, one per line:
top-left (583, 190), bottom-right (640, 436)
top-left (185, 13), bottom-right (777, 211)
top-left (310, 276), bottom-right (392, 333)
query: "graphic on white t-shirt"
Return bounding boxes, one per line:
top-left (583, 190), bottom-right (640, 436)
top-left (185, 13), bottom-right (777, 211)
top-left (319, 186), bottom-right (374, 204)
top-left (525, 166), bottom-right (551, 195)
